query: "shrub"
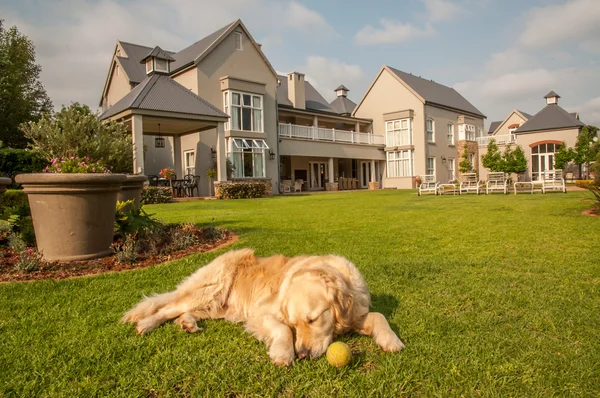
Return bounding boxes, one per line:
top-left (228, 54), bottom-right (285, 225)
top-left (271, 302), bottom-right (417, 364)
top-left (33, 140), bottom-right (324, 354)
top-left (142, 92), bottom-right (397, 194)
top-left (0, 148), bottom-right (49, 186)
top-left (45, 156), bottom-right (109, 173)
top-left (114, 201), bottom-right (161, 237)
top-left (576, 180), bottom-right (600, 211)
top-left (113, 238), bottom-right (139, 265)
top-left (217, 182), bottom-right (266, 199)
top-left (170, 224), bottom-right (199, 251)
top-left (8, 232), bottom-right (26, 252)
top-left (13, 249), bottom-right (45, 273)
top-left (141, 187), bottom-right (173, 204)
top-left (0, 190), bottom-right (28, 214)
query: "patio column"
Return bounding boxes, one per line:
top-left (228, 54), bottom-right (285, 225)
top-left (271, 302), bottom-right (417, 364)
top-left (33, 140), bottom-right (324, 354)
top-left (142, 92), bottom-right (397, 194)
top-left (131, 114), bottom-right (144, 174)
top-left (371, 160), bottom-right (376, 182)
top-left (355, 121), bottom-right (360, 133)
top-left (173, 135), bottom-right (181, 177)
top-left (313, 115), bottom-right (318, 127)
top-left (328, 157), bottom-right (334, 183)
top-left (216, 122), bottom-right (227, 181)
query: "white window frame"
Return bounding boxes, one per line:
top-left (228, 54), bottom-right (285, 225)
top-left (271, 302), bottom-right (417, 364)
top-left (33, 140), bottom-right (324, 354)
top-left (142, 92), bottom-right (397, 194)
top-left (468, 153), bottom-right (475, 168)
top-left (183, 150), bottom-right (195, 176)
top-left (426, 157), bottom-right (435, 176)
top-left (386, 150), bottom-right (414, 177)
top-left (227, 138), bottom-right (269, 178)
top-left (448, 158), bottom-right (455, 179)
top-left (447, 123), bottom-right (454, 146)
top-left (426, 119), bottom-right (435, 143)
top-left (385, 118), bottom-right (412, 146)
top-left (223, 90), bottom-right (264, 133)
top-left (145, 59), bottom-right (152, 74)
top-left (154, 58), bottom-right (169, 73)
top-left (235, 32), bottom-right (243, 51)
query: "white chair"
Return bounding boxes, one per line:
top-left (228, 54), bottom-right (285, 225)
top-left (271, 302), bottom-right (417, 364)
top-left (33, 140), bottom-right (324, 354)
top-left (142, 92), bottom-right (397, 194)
top-left (542, 170), bottom-right (566, 193)
top-left (486, 172), bottom-right (508, 194)
top-left (460, 173), bottom-right (480, 195)
top-left (438, 176), bottom-right (459, 195)
top-left (294, 179), bottom-right (303, 192)
top-left (418, 175), bottom-right (439, 196)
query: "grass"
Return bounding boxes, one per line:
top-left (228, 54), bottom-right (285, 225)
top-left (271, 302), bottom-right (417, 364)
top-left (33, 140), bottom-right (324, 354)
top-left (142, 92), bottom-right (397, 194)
top-left (1, 189), bottom-right (599, 397)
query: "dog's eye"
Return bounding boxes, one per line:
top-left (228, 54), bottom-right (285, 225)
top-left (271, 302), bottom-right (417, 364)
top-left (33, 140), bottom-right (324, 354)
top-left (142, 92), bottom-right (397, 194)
top-left (307, 318), bottom-right (315, 324)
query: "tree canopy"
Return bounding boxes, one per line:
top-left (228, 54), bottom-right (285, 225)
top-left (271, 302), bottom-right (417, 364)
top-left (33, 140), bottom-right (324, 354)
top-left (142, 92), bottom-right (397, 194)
top-left (459, 144), bottom-right (474, 174)
top-left (0, 20), bottom-right (52, 148)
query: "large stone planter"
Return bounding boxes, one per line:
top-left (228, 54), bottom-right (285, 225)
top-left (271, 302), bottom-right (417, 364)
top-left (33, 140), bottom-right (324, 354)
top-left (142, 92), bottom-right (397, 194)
top-left (368, 182), bottom-right (379, 190)
top-left (0, 177), bottom-right (11, 194)
top-left (15, 173), bottom-right (127, 262)
top-left (117, 175), bottom-right (148, 211)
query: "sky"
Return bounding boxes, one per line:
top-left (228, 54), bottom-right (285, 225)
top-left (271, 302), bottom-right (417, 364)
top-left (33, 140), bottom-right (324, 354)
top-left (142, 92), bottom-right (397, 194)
top-left (2, 0), bottom-right (600, 129)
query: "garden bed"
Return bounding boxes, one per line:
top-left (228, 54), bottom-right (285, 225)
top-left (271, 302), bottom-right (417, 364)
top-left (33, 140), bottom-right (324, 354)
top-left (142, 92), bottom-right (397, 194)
top-left (0, 226), bottom-right (236, 283)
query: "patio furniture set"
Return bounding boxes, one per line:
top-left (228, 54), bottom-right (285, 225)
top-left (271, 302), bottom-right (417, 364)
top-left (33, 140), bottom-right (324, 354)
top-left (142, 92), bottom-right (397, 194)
top-left (418, 170), bottom-right (566, 196)
top-left (148, 174), bottom-right (200, 197)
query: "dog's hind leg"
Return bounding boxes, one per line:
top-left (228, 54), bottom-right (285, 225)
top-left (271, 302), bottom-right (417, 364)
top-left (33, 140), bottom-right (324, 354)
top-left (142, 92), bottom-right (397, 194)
top-left (173, 310), bottom-right (213, 333)
top-left (355, 312), bottom-right (405, 352)
top-left (135, 301), bottom-right (190, 334)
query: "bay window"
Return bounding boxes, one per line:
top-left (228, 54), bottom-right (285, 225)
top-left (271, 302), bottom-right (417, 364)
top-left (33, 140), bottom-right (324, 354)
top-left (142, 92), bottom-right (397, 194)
top-left (228, 138), bottom-right (268, 178)
top-left (223, 91), bottom-right (263, 132)
top-left (385, 119), bottom-right (412, 146)
top-left (386, 150), bottom-right (414, 177)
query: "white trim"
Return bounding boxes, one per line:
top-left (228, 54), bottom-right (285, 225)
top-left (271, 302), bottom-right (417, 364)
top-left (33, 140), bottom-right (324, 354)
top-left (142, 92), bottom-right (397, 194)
top-left (386, 150), bottom-right (414, 177)
top-left (223, 90), bottom-right (264, 133)
top-left (235, 32), bottom-right (243, 51)
top-left (227, 137), bottom-right (267, 178)
top-left (426, 156), bottom-right (435, 176)
top-left (385, 118), bottom-right (412, 146)
top-left (426, 118), bottom-right (435, 143)
top-left (447, 123), bottom-right (454, 145)
top-left (183, 149), bottom-right (195, 175)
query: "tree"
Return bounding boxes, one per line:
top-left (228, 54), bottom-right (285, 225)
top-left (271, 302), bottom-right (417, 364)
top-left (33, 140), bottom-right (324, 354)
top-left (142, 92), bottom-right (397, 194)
top-left (481, 138), bottom-right (503, 172)
top-left (21, 103), bottom-right (133, 173)
top-left (553, 141), bottom-right (574, 171)
top-left (0, 20), bottom-right (52, 148)
top-left (459, 143), bottom-right (474, 174)
top-left (573, 125), bottom-right (599, 178)
top-left (502, 145), bottom-right (527, 175)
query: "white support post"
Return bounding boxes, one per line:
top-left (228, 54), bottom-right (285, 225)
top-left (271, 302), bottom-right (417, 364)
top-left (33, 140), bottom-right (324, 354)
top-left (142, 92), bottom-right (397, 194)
top-left (329, 157), bottom-right (334, 183)
top-left (131, 115), bottom-right (144, 175)
top-left (216, 122), bottom-right (227, 181)
top-left (312, 115), bottom-right (318, 140)
top-left (371, 160), bottom-right (376, 182)
top-left (332, 128), bottom-right (336, 142)
top-left (355, 121), bottom-right (360, 133)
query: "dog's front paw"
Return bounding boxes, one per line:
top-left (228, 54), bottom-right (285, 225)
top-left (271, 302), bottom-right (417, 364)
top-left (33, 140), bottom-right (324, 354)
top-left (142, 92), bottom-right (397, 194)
top-left (174, 314), bottom-right (202, 333)
top-left (379, 333), bottom-right (405, 352)
top-left (269, 343), bottom-right (295, 366)
top-left (135, 317), bottom-right (159, 335)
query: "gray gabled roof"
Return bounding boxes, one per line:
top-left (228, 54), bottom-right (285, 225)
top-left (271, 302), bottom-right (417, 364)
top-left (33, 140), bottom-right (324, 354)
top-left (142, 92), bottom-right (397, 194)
top-left (487, 121), bottom-right (501, 134)
top-left (515, 103), bottom-right (584, 134)
top-left (544, 91), bottom-right (561, 99)
top-left (140, 46), bottom-right (175, 63)
top-left (169, 21), bottom-right (235, 73)
top-left (517, 109), bottom-right (533, 119)
top-left (99, 74), bottom-right (228, 120)
top-left (335, 85), bottom-right (349, 91)
top-left (277, 74), bottom-right (336, 113)
top-left (387, 66), bottom-right (486, 118)
top-left (117, 41), bottom-right (176, 84)
top-left (329, 96), bottom-right (357, 115)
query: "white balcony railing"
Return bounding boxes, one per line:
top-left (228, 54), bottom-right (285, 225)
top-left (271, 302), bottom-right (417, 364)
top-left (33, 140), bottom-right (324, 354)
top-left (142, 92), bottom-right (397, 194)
top-left (476, 134), bottom-right (517, 147)
top-left (279, 123), bottom-right (385, 146)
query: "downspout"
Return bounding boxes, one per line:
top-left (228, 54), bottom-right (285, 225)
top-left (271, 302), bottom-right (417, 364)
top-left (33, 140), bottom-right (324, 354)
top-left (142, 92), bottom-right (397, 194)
top-left (276, 79), bottom-right (281, 194)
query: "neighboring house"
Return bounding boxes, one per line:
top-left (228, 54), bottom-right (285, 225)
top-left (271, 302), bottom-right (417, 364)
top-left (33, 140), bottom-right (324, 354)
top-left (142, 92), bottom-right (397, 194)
top-left (353, 66), bottom-right (486, 188)
top-left (478, 91), bottom-right (584, 181)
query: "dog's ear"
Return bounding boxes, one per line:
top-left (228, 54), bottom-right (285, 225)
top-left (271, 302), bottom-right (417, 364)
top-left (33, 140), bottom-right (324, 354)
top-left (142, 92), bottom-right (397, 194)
top-left (320, 271), bottom-right (354, 333)
top-left (225, 248), bottom-right (256, 268)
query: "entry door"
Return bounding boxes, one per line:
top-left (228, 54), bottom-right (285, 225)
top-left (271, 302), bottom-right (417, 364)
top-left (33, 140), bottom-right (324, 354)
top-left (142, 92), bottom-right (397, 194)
top-left (534, 153), bottom-right (554, 180)
top-left (309, 162), bottom-right (327, 189)
top-left (360, 161), bottom-right (372, 188)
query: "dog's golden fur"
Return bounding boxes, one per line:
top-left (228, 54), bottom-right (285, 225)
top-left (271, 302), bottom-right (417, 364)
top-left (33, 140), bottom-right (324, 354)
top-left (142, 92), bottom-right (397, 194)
top-left (122, 249), bottom-right (404, 365)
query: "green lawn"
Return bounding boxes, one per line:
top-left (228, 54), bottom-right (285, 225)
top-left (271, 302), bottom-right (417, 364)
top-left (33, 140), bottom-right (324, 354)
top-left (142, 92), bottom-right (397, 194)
top-left (1, 190), bottom-right (599, 397)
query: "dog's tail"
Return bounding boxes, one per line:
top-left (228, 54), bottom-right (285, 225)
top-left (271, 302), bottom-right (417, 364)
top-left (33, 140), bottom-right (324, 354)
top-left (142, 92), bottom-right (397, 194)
top-left (121, 291), bottom-right (178, 324)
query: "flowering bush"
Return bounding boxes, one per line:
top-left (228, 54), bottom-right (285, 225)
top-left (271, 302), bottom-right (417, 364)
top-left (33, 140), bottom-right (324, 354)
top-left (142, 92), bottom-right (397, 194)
top-left (44, 156), bottom-right (109, 173)
top-left (159, 167), bottom-right (176, 180)
top-left (414, 176), bottom-right (422, 185)
top-left (141, 186), bottom-right (173, 204)
top-left (216, 182), bottom-right (267, 199)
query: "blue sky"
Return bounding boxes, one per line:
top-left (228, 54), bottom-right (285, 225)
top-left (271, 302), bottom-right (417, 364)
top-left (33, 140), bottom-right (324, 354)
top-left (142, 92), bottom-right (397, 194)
top-left (2, 0), bottom-right (599, 127)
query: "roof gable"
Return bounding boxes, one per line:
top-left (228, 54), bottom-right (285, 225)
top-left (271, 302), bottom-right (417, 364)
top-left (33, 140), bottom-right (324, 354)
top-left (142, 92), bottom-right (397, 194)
top-left (487, 121), bottom-right (501, 134)
top-left (491, 109), bottom-right (531, 135)
top-left (515, 104), bottom-right (584, 133)
top-left (386, 66), bottom-right (485, 118)
top-left (329, 96), bottom-right (357, 115)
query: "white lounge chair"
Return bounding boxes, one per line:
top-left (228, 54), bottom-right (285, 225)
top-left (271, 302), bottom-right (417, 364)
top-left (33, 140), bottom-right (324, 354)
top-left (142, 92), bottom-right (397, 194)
top-left (541, 170), bottom-right (566, 193)
top-left (460, 173), bottom-right (480, 195)
top-left (418, 175), bottom-right (439, 196)
top-left (438, 176), bottom-right (459, 195)
top-left (486, 172), bottom-right (508, 194)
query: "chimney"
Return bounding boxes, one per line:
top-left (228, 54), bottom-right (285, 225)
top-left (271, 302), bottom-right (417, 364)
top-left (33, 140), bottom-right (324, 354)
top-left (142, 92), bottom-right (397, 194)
top-left (287, 72), bottom-right (305, 109)
top-left (544, 90), bottom-right (560, 105)
top-left (334, 85), bottom-right (349, 98)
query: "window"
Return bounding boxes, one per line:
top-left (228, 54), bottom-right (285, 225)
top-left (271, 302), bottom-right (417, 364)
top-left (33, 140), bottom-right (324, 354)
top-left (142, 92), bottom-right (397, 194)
top-left (184, 150), bottom-right (195, 175)
top-left (459, 124), bottom-right (476, 141)
top-left (228, 138), bottom-right (268, 178)
top-left (223, 90), bottom-right (263, 132)
top-left (145, 59), bottom-right (152, 74)
top-left (154, 58), bottom-right (168, 72)
top-left (235, 32), bottom-right (243, 51)
top-left (385, 119), bottom-right (412, 146)
top-left (469, 153), bottom-right (475, 168)
top-left (427, 157), bottom-right (435, 175)
top-left (447, 123), bottom-right (454, 145)
top-left (448, 158), bottom-right (455, 179)
top-left (426, 119), bottom-right (435, 143)
top-left (386, 150), bottom-right (414, 177)
top-left (531, 142), bottom-right (561, 180)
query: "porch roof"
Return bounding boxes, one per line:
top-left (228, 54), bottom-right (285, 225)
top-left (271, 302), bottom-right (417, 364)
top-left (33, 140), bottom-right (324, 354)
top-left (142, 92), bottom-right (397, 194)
top-left (99, 74), bottom-right (228, 121)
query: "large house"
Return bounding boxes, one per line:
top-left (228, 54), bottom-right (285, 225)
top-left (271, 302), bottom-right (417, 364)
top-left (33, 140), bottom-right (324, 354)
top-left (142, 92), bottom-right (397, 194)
top-left (478, 91), bottom-right (585, 181)
top-left (99, 19), bottom-right (489, 194)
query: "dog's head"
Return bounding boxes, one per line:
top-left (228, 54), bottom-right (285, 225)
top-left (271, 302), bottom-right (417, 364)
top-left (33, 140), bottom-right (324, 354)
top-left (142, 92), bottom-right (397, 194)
top-left (278, 266), bottom-right (354, 359)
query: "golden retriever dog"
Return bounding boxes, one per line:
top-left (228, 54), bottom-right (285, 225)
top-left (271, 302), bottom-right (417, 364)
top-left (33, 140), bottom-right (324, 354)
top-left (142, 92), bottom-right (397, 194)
top-left (122, 249), bottom-right (404, 366)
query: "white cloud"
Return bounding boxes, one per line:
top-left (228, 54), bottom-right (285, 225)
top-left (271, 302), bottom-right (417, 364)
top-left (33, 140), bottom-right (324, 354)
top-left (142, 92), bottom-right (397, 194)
top-left (519, 0), bottom-right (600, 52)
top-left (355, 19), bottom-right (435, 45)
top-left (298, 56), bottom-right (364, 102)
top-left (422, 0), bottom-right (464, 23)
top-left (480, 69), bottom-right (556, 101)
top-left (286, 1), bottom-right (335, 33)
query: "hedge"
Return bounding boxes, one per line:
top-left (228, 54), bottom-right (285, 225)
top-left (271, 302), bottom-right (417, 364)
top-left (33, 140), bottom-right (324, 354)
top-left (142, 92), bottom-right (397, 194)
top-left (0, 190), bottom-right (29, 214)
top-left (141, 187), bottom-right (173, 204)
top-left (0, 149), bottom-right (49, 188)
top-left (217, 182), bottom-right (266, 199)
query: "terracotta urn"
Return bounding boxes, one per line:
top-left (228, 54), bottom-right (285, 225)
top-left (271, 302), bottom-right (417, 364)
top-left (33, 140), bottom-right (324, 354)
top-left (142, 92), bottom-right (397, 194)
top-left (117, 175), bottom-right (148, 211)
top-left (0, 177), bottom-right (11, 194)
top-left (15, 173), bottom-right (127, 262)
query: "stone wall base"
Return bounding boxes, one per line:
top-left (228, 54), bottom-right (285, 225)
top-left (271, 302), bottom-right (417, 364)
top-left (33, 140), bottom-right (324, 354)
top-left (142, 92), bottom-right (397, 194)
top-left (368, 182), bottom-right (379, 190)
top-left (325, 182), bottom-right (339, 191)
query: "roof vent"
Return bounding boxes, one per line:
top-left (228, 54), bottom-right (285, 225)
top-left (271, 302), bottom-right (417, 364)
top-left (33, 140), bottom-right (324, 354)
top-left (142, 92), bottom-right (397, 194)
top-left (544, 90), bottom-right (560, 105)
top-left (140, 46), bottom-right (174, 76)
top-left (334, 85), bottom-right (349, 98)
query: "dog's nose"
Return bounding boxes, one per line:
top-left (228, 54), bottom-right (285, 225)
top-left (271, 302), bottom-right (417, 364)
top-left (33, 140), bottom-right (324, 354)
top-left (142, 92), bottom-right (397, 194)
top-left (297, 348), bottom-right (309, 359)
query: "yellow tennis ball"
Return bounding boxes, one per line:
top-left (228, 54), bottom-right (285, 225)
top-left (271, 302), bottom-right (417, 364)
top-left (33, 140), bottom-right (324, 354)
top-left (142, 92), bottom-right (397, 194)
top-left (326, 342), bottom-right (352, 367)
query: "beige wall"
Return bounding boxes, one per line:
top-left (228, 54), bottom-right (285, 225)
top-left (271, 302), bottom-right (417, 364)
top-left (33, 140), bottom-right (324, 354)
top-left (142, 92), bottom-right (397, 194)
top-left (172, 68), bottom-right (198, 95)
top-left (143, 135), bottom-right (175, 176)
top-left (494, 112), bottom-right (527, 136)
top-left (188, 27), bottom-right (279, 194)
top-left (104, 61), bottom-right (131, 111)
top-left (279, 138), bottom-right (385, 160)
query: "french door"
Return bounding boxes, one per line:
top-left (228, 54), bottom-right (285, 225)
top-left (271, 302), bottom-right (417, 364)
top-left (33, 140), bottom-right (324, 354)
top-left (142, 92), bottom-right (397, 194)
top-left (309, 162), bottom-right (327, 189)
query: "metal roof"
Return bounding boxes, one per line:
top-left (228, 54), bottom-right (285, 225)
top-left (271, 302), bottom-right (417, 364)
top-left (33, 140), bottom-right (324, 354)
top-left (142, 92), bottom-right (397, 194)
top-left (329, 96), bottom-right (357, 115)
top-left (99, 74), bottom-right (228, 120)
top-left (140, 46), bottom-right (175, 63)
top-left (277, 74), bottom-right (336, 113)
top-left (516, 109), bottom-right (533, 119)
top-left (334, 85), bottom-right (349, 91)
top-left (387, 66), bottom-right (486, 118)
top-left (515, 103), bottom-right (584, 133)
top-left (544, 90), bottom-right (561, 99)
top-left (487, 121), bottom-right (501, 134)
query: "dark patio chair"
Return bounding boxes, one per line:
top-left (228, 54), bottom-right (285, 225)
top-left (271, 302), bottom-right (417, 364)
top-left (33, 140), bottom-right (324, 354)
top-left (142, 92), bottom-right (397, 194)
top-left (148, 175), bottom-right (159, 187)
top-left (171, 179), bottom-right (185, 197)
top-left (184, 174), bottom-right (200, 197)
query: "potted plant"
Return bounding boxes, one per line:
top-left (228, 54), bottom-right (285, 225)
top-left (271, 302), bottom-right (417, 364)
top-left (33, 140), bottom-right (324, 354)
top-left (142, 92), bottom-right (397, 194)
top-left (16, 157), bottom-right (126, 262)
top-left (414, 176), bottom-right (422, 186)
top-left (0, 177), bottom-right (11, 194)
top-left (206, 167), bottom-right (217, 197)
top-left (159, 167), bottom-right (176, 188)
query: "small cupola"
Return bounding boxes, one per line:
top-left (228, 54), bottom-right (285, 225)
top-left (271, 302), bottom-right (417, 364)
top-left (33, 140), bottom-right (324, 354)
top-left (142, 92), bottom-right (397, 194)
top-left (544, 90), bottom-right (560, 105)
top-left (335, 85), bottom-right (349, 98)
top-left (140, 46), bottom-right (175, 75)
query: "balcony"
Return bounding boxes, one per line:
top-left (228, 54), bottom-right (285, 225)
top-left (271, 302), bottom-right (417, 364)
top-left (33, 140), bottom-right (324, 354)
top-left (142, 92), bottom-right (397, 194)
top-left (476, 134), bottom-right (517, 147)
top-left (279, 123), bottom-right (385, 146)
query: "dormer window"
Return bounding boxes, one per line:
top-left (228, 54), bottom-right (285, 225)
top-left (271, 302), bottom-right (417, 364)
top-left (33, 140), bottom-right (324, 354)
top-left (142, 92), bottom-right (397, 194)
top-left (235, 32), bottom-right (243, 51)
top-left (145, 59), bottom-right (152, 74)
top-left (154, 58), bottom-right (168, 73)
top-left (140, 46), bottom-right (174, 76)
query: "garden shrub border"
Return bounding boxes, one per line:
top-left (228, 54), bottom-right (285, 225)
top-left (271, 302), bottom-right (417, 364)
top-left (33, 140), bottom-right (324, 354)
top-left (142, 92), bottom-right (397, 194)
top-left (141, 186), bottom-right (173, 204)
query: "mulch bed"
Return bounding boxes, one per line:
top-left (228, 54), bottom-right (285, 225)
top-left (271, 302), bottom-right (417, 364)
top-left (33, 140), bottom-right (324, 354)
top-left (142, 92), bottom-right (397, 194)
top-left (0, 228), bottom-right (237, 283)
